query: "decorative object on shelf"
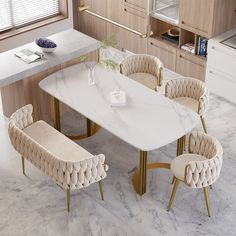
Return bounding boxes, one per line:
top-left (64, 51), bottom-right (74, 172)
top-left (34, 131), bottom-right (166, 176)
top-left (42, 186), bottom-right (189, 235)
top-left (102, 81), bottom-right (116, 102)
top-left (35, 37), bottom-right (57, 53)
top-left (168, 131), bottom-right (223, 217)
top-left (181, 42), bottom-right (195, 54)
top-left (167, 27), bottom-right (180, 37)
top-left (15, 49), bottom-right (44, 64)
top-left (161, 32), bottom-right (179, 44)
top-left (198, 37), bottom-right (208, 57)
top-left (110, 86), bottom-right (126, 107)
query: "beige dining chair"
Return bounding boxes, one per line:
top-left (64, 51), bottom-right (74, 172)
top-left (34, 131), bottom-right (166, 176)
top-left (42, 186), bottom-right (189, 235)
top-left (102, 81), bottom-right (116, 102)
top-left (168, 131), bottom-right (223, 217)
top-left (120, 54), bottom-right (164, 91)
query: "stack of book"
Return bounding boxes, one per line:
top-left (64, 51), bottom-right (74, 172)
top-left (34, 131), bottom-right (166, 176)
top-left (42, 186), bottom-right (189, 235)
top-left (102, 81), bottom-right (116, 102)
top-left (198, 37), bottom-right (208, 57)
top-left (181, 43), bottom-right (195, 54)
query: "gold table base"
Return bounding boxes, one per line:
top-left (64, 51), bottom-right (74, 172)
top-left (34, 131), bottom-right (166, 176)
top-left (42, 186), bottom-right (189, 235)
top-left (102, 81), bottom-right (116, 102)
top-left (133, 136), bottom-right (185, 196)
top-left (53, 97), bottom-right (100, 140)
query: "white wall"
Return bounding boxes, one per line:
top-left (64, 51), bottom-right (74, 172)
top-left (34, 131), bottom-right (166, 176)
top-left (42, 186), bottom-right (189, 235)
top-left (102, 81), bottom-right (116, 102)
top-left (0, 0), bottom-right (73, 52)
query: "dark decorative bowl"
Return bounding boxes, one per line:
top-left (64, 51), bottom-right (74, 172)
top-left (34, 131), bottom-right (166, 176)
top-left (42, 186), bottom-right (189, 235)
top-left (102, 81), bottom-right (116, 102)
top-left (35, 38), bottom-right (57, 53)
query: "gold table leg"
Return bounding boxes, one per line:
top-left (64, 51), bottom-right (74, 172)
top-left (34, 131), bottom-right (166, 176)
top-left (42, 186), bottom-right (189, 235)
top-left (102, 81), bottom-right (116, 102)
top-left (132, 151), bottom-right (171, 195)
top-left (132, 151), bottom-right (147, 195)
top-left (52, 97), bottom-right (100, 140)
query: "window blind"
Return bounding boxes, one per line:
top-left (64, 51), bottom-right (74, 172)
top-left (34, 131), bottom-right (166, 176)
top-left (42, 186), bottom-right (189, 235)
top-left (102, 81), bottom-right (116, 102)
top-left (0, 0), bottom-right (60, 32)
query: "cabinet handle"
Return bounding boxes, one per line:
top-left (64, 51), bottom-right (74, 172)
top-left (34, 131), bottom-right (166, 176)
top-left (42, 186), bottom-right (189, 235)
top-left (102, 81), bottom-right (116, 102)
top-left (209, 70), bottom-right (213, 74)
top-left (182, 21), bottom-right (185, 24)
top-left (124, 8), bottom-right (127, 11)
top-left (179, 54), bottom-right (182, 58)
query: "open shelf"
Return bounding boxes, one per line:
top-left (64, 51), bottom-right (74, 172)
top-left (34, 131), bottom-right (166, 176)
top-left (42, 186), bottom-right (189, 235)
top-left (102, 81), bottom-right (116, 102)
top-left (150, 18), bottom-right (180, 47)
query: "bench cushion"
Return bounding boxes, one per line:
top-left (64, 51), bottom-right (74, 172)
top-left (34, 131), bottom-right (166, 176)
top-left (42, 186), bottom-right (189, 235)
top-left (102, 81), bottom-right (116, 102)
top-left (23, 120), bottom-right (93, 162)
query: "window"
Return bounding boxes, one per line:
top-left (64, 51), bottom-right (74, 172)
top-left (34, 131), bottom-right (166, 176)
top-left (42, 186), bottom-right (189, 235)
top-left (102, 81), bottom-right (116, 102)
top-left (0, 0), bottom-right (60, 32)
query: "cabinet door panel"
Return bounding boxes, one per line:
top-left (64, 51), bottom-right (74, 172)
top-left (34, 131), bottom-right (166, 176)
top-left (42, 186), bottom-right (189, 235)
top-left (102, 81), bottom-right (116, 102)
top-left (123, 0), bottom-right (148, 12)
top-left (176, 51), bottom-right (206, 81)
top-left (79, 11), bottom-right (108, 42)
top-left (107, 0), bottom-right (122, 23)
top-left (82, 0), bottom-right (107, 17)
top-left (108, 24), bottom-right (147, 54)
top-left (179, 0), bottom-right (214, 37)
top-left (121, 5), bottom-right (148, 33)
top-left (148, 38), bottom-right (177, 71)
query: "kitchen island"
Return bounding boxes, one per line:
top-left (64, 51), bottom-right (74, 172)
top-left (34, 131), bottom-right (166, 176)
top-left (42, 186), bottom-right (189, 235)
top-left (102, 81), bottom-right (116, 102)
top-left (0, 29), bottom-right (100, 122)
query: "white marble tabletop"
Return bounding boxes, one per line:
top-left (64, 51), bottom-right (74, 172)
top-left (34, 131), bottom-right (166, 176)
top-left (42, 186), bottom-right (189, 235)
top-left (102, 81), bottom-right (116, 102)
top-left (39, 63), bottom-right (199, 151)
top-left (0, 29), bottom-right (100, 88)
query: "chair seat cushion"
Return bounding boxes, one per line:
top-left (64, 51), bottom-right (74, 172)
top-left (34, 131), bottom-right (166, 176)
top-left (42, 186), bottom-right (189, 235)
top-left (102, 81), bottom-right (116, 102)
top-left (171, 153), bottom-right (207, 181)
top-left (128, 72), bottom-right (158, 90)
top-left (173, 97), bottom-right (199, 113)
top-left (23, 120), bottom-right (93, 162)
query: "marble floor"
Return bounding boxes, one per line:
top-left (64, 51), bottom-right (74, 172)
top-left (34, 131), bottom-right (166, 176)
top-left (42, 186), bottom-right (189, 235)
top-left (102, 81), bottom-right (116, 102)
top-left (1, 86), bottom-right (236, 235)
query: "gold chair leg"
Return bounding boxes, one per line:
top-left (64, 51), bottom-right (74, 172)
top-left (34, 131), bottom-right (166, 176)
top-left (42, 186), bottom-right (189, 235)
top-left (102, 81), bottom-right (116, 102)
top-left (171, 176), bottom-right (176, 184)
top-left (200, 116), bottom-right (207, 134)
top-left (87, 118), bottom-right (92, 137)
top-left (21, 157), bottom-right (25, 175)
top-left (67, 188), bottom-right (70, 212)
top-left (203, 187), bottom-right (211, 217)
top-left (168, 179), bottom-right (180, 211)
top-left (98, 181), bottom-right (104, 201)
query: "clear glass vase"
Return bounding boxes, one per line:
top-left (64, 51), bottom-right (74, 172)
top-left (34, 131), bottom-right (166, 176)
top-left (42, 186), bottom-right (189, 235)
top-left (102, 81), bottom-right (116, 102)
top-left (86, 62), bottom-right (97, 86)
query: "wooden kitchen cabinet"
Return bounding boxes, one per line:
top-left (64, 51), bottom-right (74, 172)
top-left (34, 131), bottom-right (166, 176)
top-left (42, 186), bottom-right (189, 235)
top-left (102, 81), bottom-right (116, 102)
top-left (79, 11), bottom-right (108, 42)
top-left (107, 23), bottom-right (147, 54)
top-left (176, 50), bottom-right (206, 81)
top-left (107, 0), bottom-right (122, 23)
top-left (148, 37), bottom-right (177, 71)
top-left (179, 0), bottom-right (236, 38)
top-left (179, 0), bottom-right (214, 38)
top-left (81, 0), bottom-right (107, 17)
top-left (121, 4), bottom-right (148, 34)
top-left (123, 0), bottom-right (148, 12)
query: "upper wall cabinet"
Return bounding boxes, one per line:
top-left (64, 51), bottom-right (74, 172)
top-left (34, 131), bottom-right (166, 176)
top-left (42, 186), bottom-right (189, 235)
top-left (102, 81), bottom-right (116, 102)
top-left (179, 0), bottom-right (236, 38)
top-left (179, 0), bottom-right (215, 38)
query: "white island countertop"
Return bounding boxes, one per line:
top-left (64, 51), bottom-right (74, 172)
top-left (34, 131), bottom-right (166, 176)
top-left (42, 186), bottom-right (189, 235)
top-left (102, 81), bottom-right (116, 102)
top-left (40, 63), bottom-right (199, 151)
top-left (0, 29), bottom-right (100, 88)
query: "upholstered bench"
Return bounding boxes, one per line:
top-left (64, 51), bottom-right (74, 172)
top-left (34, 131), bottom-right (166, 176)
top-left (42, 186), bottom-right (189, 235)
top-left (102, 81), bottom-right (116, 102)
top-left (8, 104), bottom-right (108, 212)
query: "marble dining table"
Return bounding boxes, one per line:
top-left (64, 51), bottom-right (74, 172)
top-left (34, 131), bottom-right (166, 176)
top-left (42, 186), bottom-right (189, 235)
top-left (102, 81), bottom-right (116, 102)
top-left (39, 62), bottom-right (199, 195)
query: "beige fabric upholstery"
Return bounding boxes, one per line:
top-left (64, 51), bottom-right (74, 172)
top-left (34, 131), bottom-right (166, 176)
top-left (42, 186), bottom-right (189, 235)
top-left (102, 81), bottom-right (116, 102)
top-left (8, 104), bottom-right (108, 191)
top-left (171, 154), bottom-right (206, 181)
top-left (173, 97), bottom-right (199, 113)
top-left (120, 54), bottom-right (163, 90)
top-left (129, 72), bottom-right (159, 90)
top-left (165, 77), bottom-right (209, 117)
top-left (171, 131), bottom-right (223, 188)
